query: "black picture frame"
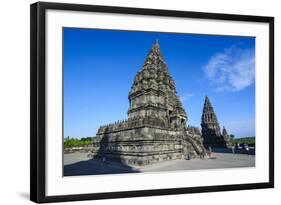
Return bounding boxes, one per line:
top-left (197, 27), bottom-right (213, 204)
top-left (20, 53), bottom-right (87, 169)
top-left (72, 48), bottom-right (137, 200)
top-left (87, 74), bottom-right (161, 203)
top-left (30, 1), bottom-right (274, 203)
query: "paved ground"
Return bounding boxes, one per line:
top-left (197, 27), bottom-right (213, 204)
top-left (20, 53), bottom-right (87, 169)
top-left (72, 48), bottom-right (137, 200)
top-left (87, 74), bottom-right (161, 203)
top-left (64, 152), bottom-right (255, 176)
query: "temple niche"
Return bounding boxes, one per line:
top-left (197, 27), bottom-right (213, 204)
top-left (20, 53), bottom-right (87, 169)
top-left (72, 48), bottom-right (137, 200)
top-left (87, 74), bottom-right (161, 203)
top-left (201, 96), bottom-right (232, 148)
top-left (92, 41), bottom-right (207, 166)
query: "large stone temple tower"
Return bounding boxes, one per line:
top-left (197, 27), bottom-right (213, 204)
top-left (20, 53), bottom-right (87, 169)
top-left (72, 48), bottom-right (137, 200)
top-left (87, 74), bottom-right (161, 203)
top-left (127, 40), bottom-right (187, 128)
top-left (92, 41), bottom-right (207, 166)
top-left (201, 96), bottom-right (231, 148)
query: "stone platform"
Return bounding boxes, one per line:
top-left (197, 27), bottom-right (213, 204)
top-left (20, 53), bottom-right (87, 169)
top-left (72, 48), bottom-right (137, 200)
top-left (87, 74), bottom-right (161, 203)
top-left (92, 122), bottom-right (206, 166)
top-left (64, 152), bottom-right (255, 176)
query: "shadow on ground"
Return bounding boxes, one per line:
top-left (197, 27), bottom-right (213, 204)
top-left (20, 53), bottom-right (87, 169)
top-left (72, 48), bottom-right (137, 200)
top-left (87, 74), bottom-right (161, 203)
top-left (64, 159), bottom-right (140, 176)
top-left (65, 129), bottom-right (143, 176)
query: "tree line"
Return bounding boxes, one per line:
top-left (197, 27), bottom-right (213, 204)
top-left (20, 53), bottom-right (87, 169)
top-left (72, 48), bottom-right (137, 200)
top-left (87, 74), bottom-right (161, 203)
top-left (233, 137), bottom-right (255, 147)
top-left (64, 137), bottom-right (93, 148)
top-left (64, 136), bottom-right (255, 148)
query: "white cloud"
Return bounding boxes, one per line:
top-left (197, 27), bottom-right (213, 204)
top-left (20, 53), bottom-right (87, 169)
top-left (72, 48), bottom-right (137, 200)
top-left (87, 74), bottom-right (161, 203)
top-left (180, 93), bottom-right (193, 102)
top-left (203, 46), bottom-right (255, 92)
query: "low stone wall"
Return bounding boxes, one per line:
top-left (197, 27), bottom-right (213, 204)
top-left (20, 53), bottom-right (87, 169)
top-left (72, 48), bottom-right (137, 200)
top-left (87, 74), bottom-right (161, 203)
top-left (96, 116), bottom-right (184, 135)
top-left (91, 126), bottom-right (207, 166)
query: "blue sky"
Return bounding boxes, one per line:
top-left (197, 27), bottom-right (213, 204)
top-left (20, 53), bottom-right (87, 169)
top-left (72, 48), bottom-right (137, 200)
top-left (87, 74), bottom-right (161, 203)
top-left (63, 28), bottom-right (255, 138)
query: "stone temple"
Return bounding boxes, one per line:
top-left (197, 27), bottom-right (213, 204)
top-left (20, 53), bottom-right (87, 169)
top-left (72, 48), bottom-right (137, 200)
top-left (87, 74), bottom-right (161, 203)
top-left (92, 41), bottom-right (207, 166)
top-left (201, 96), bottom-right (232, 148)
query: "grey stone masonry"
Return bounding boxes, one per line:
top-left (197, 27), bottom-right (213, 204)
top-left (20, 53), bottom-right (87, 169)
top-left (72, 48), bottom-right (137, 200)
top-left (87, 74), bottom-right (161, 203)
top-left (201, 96), bottom-right (232, 148)
top-left (92, 41), bottom-right (208, 166)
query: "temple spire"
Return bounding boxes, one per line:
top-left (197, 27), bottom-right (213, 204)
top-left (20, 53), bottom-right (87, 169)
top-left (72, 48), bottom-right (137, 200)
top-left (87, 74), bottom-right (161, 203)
top-left (201, 96), bottom-right (232, 148)
top-left (222, 126), bottom-right (228, 136)
top-left (150, 40), bottom-right (161, 57)
top-left (128, 41), bottom-right (186, 125)
top-left (201, 96), bottom-right (219, 126)
top-left (203, 96), bottom-right (214, 113)
top-left (201, 96), bottom-right (222, 147)
top-left (142, 41), bottom-right (168, 72)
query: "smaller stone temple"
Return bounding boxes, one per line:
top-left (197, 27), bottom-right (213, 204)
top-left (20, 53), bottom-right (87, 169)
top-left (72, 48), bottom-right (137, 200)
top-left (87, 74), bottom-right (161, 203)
top-left (91, 41), bottom-right (207, 166)
top-left (201, 96), bottom-right (232, 148)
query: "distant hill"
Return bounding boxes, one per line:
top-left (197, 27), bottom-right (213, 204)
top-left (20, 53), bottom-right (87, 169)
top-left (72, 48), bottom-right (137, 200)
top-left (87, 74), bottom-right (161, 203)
top-left (234, 137), bottom-right (255, 147)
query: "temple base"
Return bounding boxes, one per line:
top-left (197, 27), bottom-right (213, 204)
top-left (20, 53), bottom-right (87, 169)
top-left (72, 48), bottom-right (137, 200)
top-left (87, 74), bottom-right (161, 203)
top-left (92, 126), bottom-right (207, 166)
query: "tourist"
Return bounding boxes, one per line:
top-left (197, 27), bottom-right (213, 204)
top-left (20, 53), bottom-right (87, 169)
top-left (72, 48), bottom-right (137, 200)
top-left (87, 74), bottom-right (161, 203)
top-left (208, 146), bottom-right (212, 157)
top-left (231, 145), bottom-right (235, 154)
top-left (102, 156), bottom-right (106, 163)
